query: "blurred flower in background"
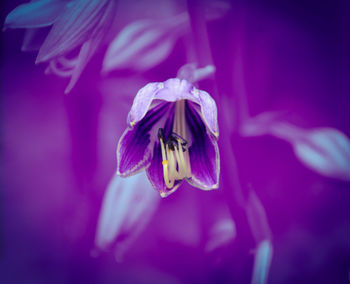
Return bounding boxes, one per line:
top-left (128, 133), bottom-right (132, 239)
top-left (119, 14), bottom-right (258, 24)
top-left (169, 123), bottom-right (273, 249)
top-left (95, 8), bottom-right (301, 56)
top-left (241, 112), bottom-right (350, 181)
top-left (4, 0), bottom-right (116, 93)
top-left (95, 172), bottom-right (160, 262)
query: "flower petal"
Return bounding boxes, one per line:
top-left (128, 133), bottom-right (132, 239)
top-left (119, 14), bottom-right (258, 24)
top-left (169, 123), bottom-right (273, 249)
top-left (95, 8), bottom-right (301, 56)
top-left (127, 82), bottom-right (166, 126)
top-left (95, 172), bottom-right (160, 261)
top-left (156, 79), bottom-right (219, 136)
top-left (145, 109), bottom-right (182, 197)
top-left (4, 0), bottom-right (65, 30)
top-left (117, 102), bottom-right (170, 177)
top-left (36, 0), bottom-right (110, 62)
top-left (128, 78), bottom-right (219, 136)
top-left (186, 102), bottom-right (220, 190)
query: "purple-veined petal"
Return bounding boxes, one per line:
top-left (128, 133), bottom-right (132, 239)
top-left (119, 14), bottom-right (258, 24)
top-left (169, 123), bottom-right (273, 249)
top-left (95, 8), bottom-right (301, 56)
top-left (146, 141), bottom-right (183, 198)
top-left (118, 102), bottom-right (171, 177)
top-left (251, 240), bottom-right (273, 284)
top-left (128, 78), bottom-right (219, 136)
top-left (205, 217), bottom-right (236, 252)
top-left (95, 172), bottom-right (160, 261)
top-left (186, 102), bottom-right (220, 190)
top-left (4, 0), bottom-right (66, 30)
top-left (102, 13), bottom-right (188, 72)
top-left (37, 0), bottom-right (110, 63)
top-left (145, 108), bottom-right (182, 197)
top-left (196, 89), bottom-right (219, 137)
top-left (117, 128), bottom-right (151, 177)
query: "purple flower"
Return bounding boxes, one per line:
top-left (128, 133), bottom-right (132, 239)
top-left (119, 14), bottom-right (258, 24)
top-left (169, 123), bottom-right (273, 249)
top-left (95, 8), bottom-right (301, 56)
top-left (117, 78), bottom-right (220, 197)
top-left (4, 0), bottom-right (116, 93)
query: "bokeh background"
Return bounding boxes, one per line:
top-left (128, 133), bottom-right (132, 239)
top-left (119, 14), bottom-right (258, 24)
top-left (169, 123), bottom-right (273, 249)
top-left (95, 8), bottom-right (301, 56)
top-left (1, 0), bottom-right (350, 283)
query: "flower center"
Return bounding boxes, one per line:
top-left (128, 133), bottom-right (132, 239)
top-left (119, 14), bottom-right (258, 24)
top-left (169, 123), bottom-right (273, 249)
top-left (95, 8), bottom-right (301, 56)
top-left (158, 100), bottom-right (192, 188)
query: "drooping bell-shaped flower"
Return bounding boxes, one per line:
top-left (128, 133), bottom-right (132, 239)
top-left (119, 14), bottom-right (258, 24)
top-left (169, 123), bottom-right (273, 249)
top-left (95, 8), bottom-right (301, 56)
top-left (117, 78), bottom-right (220, 197)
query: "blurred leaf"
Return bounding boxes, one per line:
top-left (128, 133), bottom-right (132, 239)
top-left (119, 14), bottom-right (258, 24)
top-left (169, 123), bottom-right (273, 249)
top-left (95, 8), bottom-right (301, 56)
top-left (95, 172), bottom-right (160, 261)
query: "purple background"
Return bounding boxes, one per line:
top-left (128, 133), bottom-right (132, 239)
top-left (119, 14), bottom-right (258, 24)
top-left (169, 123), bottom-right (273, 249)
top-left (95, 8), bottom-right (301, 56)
top-left (1, 0), bottom-right (350, 283)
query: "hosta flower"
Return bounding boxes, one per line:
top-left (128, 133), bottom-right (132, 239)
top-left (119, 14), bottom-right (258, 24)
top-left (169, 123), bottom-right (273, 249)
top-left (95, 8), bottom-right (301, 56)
top-left (117, 78), bottom-right (220, 197)
top-left (4, 0), bottom-right (116, 93)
